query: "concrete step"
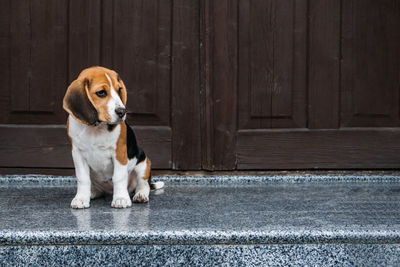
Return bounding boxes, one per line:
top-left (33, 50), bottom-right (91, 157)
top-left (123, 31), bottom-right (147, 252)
top-left (1, 174), bottom-right (400, 266)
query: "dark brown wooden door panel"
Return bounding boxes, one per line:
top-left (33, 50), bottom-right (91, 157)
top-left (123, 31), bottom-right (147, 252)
top-left (237, 128), bottom-right (400, 169)
top-left (341, 0), bottom-right (400, 127)
top-left (0, 0), bottom-right (68, 125)
top-left (238, 0), bottom-right (307, 130)
top-left (308, 0), bottom-right (341, 129)
top-left (0, 126), bottom-right (71, 168)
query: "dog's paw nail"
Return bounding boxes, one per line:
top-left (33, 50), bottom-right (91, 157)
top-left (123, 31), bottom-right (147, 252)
top-left (133, 192), bottom-right (149, 203)
top-left (111, 197), bottom-right (132, 208)
top-left (71, 197), bottom-right (90, 209)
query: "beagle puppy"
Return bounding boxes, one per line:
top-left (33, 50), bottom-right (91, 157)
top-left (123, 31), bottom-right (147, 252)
top-left (63, 66), bottom-right (163, 209)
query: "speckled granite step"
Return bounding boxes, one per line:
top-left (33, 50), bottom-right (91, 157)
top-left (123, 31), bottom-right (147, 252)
top-left (1, 174), bottom-right (400, 266)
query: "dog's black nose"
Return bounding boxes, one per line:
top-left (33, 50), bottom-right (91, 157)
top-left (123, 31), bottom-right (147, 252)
top-left (115, 108), bottom-right (126, 118)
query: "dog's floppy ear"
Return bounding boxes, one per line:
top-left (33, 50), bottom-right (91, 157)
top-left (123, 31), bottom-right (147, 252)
top-left (117, 74), bottom-right (127, 106)
top-left (63, 78), bottom-right (98, 125)
top-left (120, 82), bottom-right (127, 106)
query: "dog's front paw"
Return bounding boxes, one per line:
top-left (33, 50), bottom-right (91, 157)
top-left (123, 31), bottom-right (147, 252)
top-left (71, 196), bottom-right (90, 209)
top-left (133, 190), bottom-right (149, 203)
top-left (111, 196), bottom-right (132, 208)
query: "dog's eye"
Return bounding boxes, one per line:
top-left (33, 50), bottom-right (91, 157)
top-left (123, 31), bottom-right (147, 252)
top-left (96, 90), bottom-right (107, 98)
top-left (118, 87), bottom-right (122, 94)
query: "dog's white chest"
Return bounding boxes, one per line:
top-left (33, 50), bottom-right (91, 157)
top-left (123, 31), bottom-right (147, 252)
top-left (81, 145), bottom-right (114, 179)
top-left (68, 115), bottom-right (120, 180)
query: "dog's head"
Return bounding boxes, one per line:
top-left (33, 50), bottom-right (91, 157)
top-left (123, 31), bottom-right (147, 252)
top-left (63, 66), bottom-right (128, 125)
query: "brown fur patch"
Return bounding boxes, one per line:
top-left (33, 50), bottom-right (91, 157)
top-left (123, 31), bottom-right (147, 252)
top-left (66, 116), bottom-right (72, 146)
top-left (115, 122), bottom-right (128, 165)
top-left (143, 157), bottom-right (151, 180)
top-left (118, 79), bottom-right (127, 105)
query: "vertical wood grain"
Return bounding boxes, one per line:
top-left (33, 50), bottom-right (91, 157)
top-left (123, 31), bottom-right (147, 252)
top-left (200, 0), bottom-right (213, 170)
top-left (156, 0), bottom-right (173, 126)
top-left (69, 0), bottom-right (101, 81)
top-left (30, 0), bottom-right (68, 112)
top-left (272, 0), bottom-right (294, 119)
top-left (0, 0), bottom-right (10, 123)
top-left (8, 0), bottom-right (68, 121)
top-left (341, 0), bottom-right (400, 127)
top-left (238, 0), bottom-right (306, 130)
top-left (114, 0), bottom-right (157, 115)
top-left (10, 0), bottom-right (30, 112)
top-left (200, 0), bottom-right (238, 170)
top-left (211, 0), bottom-right (237, 169)
top-left (101, 0), bottom-right (114, 68)
top-left (172, 0), bottom-right (201, 170)
top-left (102, 0), bottom-right (171, 126)
top-left (249, 0), bottom-right (274, 121)
top-left (289, 0), bottom-right (307, 129)
top-left (308, 0), bottom-right (341, 129)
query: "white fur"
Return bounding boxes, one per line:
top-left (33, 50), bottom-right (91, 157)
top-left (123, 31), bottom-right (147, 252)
top-left (105, 73), bottom-right (126, 123)
top-left (68, 115), bottom-right (160, 208)
top-left (70, 146), bottom-right (91, 208)
top-left (152, 181), bottom-right (165, 190)
top-left (111, 159), bottom-right (132, 208)
top-left (69, 115), bottom-right (119, 181)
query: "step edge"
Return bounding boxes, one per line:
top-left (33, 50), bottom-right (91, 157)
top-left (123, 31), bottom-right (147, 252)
top-left (2, 174), bottom-right (400, 187)
top-left (2, 229), bottom-right (400, 246)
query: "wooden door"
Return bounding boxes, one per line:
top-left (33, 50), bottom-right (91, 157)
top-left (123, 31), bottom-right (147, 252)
top-left (0, 0), bottom-right (201, 171)
top-left (202, 0), bottom-right (400, 170)
top-left (1, 0), bottom-right (399, 172)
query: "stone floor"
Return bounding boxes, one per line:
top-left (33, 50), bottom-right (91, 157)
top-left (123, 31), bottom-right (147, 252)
top-left (1, 174), bottom-right (400, 266)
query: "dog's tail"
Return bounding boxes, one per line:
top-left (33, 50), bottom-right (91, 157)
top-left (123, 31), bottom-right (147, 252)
top-left (148, 171), bottom-right (165, 190)
top-left (150, 181), bottom-right (165, 190)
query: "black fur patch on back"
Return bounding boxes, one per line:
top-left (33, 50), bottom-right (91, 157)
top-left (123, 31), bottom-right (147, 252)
top-left (126, 121), bottom-right (146, 163)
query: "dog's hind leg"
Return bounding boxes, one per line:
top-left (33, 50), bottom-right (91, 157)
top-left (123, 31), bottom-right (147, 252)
top-left (132, 157), bottom-right (151, 203)
top-left (90, 184), bottom-right (105, 199)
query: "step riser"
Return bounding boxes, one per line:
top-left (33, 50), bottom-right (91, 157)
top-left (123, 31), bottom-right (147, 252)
top-left (2, 244), bottom-right (400, 266)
